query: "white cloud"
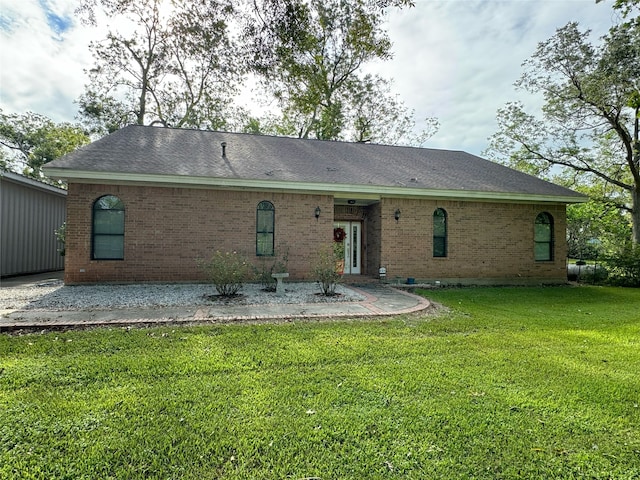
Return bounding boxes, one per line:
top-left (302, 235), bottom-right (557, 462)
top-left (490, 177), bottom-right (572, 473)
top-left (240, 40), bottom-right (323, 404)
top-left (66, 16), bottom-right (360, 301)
top-left (0, 0), bottom-right (98, 122)
top-left (0, 0), bottom-right (616, 155)
top-left (367, 0), bottom-right (615, 154)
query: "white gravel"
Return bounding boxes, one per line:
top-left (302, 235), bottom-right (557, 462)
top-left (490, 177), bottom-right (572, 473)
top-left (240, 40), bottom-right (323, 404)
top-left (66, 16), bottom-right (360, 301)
top-left (0, 280), bottom-right (366, 311)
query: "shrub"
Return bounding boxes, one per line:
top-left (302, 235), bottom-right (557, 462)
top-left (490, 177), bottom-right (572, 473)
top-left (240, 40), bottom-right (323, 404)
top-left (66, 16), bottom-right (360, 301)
top-left (604, 246), bottom-right (640, 287)
top-left (254, 245), bottom-right (290, 292)
top-left (55, 222), bottom-right (66, 256)
top-left (312, 244), bottom-right (342, 296)
top-left (197, 251), bottom-right (253, 296)
top-left (579, 264), bottom-right (609, 285)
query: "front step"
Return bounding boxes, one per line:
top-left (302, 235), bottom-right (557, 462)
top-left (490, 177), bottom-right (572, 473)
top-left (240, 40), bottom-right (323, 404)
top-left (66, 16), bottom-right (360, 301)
top-left (341, 275), bottom-right (384, 285)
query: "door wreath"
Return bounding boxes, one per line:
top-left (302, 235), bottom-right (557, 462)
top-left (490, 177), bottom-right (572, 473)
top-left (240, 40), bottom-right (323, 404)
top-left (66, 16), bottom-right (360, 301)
top-left (333, 227), bottom-right (346, 242)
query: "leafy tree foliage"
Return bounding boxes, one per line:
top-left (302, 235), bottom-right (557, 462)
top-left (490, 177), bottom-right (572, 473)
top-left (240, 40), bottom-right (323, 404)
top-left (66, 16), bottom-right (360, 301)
top-left (239, 75), bottom-right (439, 145)
top-left (245, 0), bottom-right (390, 140)
top-left (76, 0), bottom-right (242, 134)
top-left (0, 110), bottom-right (89, 179)
top-left (244, 0), bottom-right (433, 144)
top-left (349, 75), bottom-right (439, 145)
top-left (75, 0), bottom-right (427, 145)
top-left (486, 13), bottom-right (640, 247)
top-left (567, 192), bottom-right (632, 259)
top-left (603, 245), bottom-right (640, 286)
top-left (597, 0), bottom-right (639, 25)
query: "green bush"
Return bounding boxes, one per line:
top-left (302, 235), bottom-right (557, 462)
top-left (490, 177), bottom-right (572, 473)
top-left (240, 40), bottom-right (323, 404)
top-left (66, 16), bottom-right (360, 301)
top-left (578, 265), bottom-right (609, 285)
top-left (197, 251), bottom-right (254, 296)
top-left (253, 245), bottom-right (289, 292)
top-left (604, 246), bottom-right (640, 287)
top-left (55, 222), bottom-right (66, 256)
top-left (312, 244), bottom-right (342, 296)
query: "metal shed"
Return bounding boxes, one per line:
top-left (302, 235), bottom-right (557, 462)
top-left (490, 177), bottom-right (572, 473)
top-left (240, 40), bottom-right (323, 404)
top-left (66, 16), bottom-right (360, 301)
top-left (1, 171), bottom-right (66, 277)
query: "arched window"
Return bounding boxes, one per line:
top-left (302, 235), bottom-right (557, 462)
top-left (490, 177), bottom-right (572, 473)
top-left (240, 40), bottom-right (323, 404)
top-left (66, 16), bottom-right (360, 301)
top-left (92, 195), bottom-right (125, 260)
top-left (256, 201), bottom-right (275, 256)
top-left (534, 212), bottom-right (554, 261)
top-left (433, 208), bottom-right (447, 258)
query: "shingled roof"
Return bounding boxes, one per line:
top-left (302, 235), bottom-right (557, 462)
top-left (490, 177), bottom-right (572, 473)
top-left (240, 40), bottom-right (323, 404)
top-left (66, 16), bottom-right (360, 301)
top-left (45, 125), bottom-right (585, 203)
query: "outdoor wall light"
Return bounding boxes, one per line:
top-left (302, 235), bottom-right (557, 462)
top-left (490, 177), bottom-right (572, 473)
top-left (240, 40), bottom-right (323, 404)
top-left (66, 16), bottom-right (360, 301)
top-left (394, 209), bottom-right (401, 222)
top-left (315, 206), bottom-right (321, 220)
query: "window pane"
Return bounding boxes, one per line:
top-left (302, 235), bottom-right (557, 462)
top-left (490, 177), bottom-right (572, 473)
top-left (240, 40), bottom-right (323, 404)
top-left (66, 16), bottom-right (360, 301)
top-left (257, 233), bottom-right (274, 256)
top-left (352, 225), bottom-right (358, 268)
top-left (433, 216), bottom-right (446, 236)
top-left (95, 195), bottom-right (124, 210)
top-left (258, 201), bottom-right (274, 211)
top-left (257, 210), bottom-right (274, 233)
top-left (257, 201), bottom-right (275, 256)
top-left (433, 209), bottom-right (447, 257)
top-left (92, 195), bottom-right (125, 260)
top-left (535, 242), bottom-right (551, 261)
top-left (535, 222), bottom-right (551, 241)
top-left (433, 237), bottom-right (446, 257)
top-left (534, 213), bottom-right (553, 261)
top-left (94, 210), bottom-right (125, 234)
top-left (94, 235), bottom-right (124, 259)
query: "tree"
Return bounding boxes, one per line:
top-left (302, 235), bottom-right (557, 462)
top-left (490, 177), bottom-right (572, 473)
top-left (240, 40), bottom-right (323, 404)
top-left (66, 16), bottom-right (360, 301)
top-left (244, 0), bottom-right (431, 145)
top-left (348, 75), bottom-right (439, 145)
top-left (596, 0), bottom-right (640, 24)
top-left (566, 184), bottom-right (632, 259)
top-left (76, 0), bottom-right (242, 134)
top-left (238, 74), bottom-right (439, 146)
top-left (0, 110), bottom-right (89, 179)
top-left (486, 16), bottom-right (640, 247)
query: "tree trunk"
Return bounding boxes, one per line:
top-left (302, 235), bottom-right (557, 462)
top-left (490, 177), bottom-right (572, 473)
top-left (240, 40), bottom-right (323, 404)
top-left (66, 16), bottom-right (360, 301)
top-left (633, 185), bottom-right (640, 246)
top-left (633, 106), bottom-right (639, 246)
top-left (137, 74), bottom-right (147, 125)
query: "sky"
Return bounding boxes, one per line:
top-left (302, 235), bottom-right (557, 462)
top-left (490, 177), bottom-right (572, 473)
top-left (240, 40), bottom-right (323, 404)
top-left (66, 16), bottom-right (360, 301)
top-left (0, 0), bottom-right (618, 156)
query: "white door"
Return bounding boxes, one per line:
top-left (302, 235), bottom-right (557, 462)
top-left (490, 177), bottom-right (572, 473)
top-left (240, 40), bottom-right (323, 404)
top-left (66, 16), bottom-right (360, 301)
top-left (334, 221), bottom-right (361, 275)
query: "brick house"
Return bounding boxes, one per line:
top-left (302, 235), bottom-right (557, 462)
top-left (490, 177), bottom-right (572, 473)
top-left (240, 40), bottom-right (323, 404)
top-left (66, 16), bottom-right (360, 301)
top-left (44, 125), bottom-right (585, 285)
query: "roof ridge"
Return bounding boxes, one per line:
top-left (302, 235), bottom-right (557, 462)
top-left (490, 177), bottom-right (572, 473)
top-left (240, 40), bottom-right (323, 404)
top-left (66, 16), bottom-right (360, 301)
top-left (123, 123), bottom-right (462, 153)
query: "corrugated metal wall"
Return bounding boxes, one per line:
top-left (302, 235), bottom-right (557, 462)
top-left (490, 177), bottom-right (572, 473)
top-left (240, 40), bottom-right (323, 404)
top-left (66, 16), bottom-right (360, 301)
top-left (1, 173), bottom-right (67, 277)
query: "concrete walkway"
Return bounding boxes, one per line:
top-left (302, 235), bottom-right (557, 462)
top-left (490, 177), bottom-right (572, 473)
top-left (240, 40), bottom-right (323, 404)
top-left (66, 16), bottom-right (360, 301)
top-left (0, 275), bottom-right (432, 331)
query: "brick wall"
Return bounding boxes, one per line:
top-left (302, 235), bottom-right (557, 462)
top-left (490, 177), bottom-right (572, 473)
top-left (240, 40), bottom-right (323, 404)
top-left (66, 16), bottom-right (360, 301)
top-left (378, 198), bottom-right (567, 284)
top-left (65, 183), bottom-right (568, 284)
top-left (65, 183), bottom-right (333, 284)
top-left (365, 202), bottom-right (382, 276)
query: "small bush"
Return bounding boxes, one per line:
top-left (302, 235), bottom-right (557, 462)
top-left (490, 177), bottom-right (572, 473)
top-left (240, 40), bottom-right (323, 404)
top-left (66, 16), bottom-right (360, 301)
top-left (604, 246), bottom-right (640, 287)
top-left (55, 222), bottom-right (66, 256)
top-left (254, 245), bottom-right (290, 292)
top-left (312, 244), bottom-right (342, 296)
top-left (197, 251), bottom-right (254, 296)
top-left (579, 265), bottom-right (609, 285)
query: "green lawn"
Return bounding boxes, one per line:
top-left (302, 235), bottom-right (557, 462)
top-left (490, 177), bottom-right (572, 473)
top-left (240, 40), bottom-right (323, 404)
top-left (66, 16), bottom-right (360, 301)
top-left (1, 286), bottom-right (639, 479)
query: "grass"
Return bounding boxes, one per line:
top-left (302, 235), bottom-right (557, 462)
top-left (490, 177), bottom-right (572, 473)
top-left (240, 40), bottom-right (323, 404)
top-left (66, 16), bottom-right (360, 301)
top-left (1, 285), bottom-right (639, 479)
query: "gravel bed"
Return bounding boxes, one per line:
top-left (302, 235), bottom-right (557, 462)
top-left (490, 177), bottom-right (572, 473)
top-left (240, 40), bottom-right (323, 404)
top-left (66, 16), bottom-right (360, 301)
top-left (1, 281), bottom-right (366, 311)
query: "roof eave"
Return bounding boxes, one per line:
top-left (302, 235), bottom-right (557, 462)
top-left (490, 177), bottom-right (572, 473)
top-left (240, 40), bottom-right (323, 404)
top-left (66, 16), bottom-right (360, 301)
top-left (1, 170), bottom-right (67, 196)
top-left (43, 168), bottom-right (588, 205)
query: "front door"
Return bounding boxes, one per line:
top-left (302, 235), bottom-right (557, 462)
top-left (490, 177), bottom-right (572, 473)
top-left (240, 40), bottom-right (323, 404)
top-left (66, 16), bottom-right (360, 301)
top-left (334, 221), bottom-right (361, 275)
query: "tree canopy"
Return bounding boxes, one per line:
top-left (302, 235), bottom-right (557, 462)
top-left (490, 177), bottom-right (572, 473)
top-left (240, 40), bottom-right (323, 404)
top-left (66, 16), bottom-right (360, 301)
top-left (76, 0), bottom-right (243, 134)
top-left (242, 0), bottom-right (433, 144)
top-left (245, 0), bottom-right (391, 141)
top-left (486, 7), bottom-right (640, 247)
top-left (3, 0), bottom-right (429, 182)
top-left (0, 110), bottom-right (89, 180)
top-left (72, 0), bottom-right (431, 145)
